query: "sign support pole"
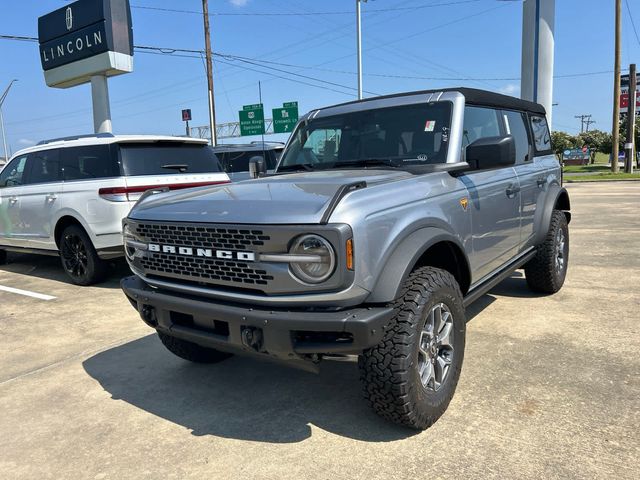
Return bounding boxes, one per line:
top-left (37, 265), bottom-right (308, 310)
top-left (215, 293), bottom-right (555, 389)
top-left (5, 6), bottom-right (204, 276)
top-left (356, 0), bottom-right (364, 100)
top-left (625, 63), bottom-right (636, 173)
top-left (520, 0), bottom-right (555, 127)
top-left (90, 75), bottom-right (112, 134)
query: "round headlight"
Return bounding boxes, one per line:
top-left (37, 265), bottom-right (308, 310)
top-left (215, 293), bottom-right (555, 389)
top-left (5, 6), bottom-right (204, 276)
top-left (289, 234), bottom-right (336, 284)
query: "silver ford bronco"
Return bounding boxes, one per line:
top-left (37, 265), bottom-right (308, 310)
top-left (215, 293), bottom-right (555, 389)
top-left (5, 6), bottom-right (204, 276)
top-left (121, 88), bottom-right (570, 430)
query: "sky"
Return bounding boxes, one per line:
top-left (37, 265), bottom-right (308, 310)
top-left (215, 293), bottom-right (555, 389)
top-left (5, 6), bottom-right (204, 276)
top-left (1, 0), bottom-right (639, 157)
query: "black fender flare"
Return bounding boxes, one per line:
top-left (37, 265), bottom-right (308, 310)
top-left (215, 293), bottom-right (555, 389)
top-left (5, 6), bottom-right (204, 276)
top-left (366, 227), bottom-right (470, 304)
top-left (533, 184), bottom-right (571, 246)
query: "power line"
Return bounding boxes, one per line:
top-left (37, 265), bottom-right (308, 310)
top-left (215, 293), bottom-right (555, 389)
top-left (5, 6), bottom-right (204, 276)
top-left (626, 0), bottom-right (640, 47)
top-left (138, 49), bottom-right (365, 97)
top-left (129, 0), bottom-right (492, 17)
top-left (0, 35), bottom-right (624, 83)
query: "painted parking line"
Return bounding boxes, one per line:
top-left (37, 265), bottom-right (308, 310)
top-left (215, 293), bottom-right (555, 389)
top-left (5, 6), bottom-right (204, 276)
top-left (0, 285), bottom-right (56, 301)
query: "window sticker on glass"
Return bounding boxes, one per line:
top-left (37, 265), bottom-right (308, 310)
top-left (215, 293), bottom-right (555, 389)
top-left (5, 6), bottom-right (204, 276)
top-left (424, 120), bottom-right (436, 132)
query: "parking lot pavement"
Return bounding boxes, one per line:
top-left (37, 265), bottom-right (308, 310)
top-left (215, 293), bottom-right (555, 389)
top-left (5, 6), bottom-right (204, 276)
top-left (0, 181), bottom-right (638, 480)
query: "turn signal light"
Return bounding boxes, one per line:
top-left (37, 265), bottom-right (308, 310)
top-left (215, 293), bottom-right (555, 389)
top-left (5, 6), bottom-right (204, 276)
top-left (346, 238), bottom-right (354, 270)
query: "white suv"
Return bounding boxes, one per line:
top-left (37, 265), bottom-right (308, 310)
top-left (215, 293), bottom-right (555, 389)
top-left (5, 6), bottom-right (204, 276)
top-left (0, 133), bottom-right (229, 285)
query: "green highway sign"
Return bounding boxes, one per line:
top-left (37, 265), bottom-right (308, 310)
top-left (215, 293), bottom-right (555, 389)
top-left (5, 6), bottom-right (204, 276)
top-left (239, 104), bottom-right (265, 136)
top-left (272, 103), bottom-right (299, 134)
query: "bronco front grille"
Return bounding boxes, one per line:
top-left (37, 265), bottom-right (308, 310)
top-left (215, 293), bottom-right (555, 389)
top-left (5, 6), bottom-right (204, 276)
top-left (131, 222), bottom-right (275, 288)
top-left (135, 223), bottom-right (271, 250)
top-left (140, 253), bottom-right (274, 286)
top-left (127, 220), bottom-right (351, 295)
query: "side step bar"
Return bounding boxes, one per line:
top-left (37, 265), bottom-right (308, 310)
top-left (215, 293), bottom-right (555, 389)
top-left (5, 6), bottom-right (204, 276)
top-left (463, 249), bottom-right (537, 308)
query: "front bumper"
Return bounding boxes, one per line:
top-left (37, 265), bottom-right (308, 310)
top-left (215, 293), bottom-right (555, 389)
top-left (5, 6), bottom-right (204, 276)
top-left (121, 275), bottom-right (394, 361)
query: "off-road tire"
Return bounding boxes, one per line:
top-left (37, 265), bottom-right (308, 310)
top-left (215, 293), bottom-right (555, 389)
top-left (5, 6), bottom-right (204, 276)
top-left (158, 332), bottom-right (233, 364)
top-left (359, 266), bottom-right (466, 430)
top-left (0, 249), bottom-right (7, 265)
top-left (525, 210), bottom-right (569, 293)
top-left (59, 225), bottom-right (108, 286)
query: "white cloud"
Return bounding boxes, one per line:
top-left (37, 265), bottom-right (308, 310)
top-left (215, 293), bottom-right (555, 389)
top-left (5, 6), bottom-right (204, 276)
top-left (229, 0), bottom-right (249, 6)
top-left (499, 83), bottom-right (520, 96)
top-left (18, 138), bottom-right (36, 146)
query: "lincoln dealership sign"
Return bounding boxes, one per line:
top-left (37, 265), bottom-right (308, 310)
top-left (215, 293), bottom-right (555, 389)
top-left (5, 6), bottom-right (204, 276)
top-left (38, 0), bottom-right (134, 88)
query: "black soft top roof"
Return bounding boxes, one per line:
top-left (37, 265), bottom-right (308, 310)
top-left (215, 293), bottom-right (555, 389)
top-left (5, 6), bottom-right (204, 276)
top-left (327, 87), bottom-right (547, 116)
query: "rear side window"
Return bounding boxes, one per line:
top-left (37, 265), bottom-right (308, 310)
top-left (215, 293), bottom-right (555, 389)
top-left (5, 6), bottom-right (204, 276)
top-left (25, 149), bottom-right (61, 185)
top-left (119, 143), bottom-right (221, 176)
top-left (530, 115), bottom-right (552, 153)
top-left (503, 110), bottom-right (530, 163)
top-left (462, 106), bottom-right (501, 149)
top-left (63, 145), bottom-right (120, 181)
top-left (0, 155), bottom-right (28, 188)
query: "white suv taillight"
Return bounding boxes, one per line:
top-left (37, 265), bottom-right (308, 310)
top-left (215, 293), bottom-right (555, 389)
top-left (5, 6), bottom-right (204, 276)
top-left (98, 180), bottom-right (229, 202)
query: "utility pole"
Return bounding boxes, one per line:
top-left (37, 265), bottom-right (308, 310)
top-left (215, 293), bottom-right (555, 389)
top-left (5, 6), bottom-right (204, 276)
top-left (625, 63), bottom-right (636, 173)
top-left (356, 0), bottom-right (366, 100)
top-left (202, 0), bottom-right (217, 146)
top-left (612, 0), bottom-right (622, 173)
top-left (0, 79), bottom-right (18, 162)
top-left (575, 114), bottom-right (595, 133)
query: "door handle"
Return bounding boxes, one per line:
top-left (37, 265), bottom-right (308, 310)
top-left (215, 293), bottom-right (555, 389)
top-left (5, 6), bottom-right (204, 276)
top-left (537, 177), bottom-right (547, 188)
top-left (506, 185), bottom-right (520, 198)
top-left (46, 194), bottom-right (57, 202)
top-left (8, 197), bottom-right (18, 205)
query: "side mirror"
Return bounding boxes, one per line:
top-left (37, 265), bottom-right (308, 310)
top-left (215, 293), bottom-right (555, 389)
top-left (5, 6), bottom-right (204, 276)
top-left (466, 135), bottom-right (516, 170)
top-left (249, 155), bottom-right (267, 179)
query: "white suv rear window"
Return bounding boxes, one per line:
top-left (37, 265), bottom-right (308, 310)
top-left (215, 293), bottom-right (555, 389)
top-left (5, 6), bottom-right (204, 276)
top-left (119, 143), bottom-right (222, 176)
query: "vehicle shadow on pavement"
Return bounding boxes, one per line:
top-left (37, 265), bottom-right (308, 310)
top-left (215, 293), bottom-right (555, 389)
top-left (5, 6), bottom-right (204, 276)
top-left (83, 334), bottom-right (418, 443)
top-left (488, 272), bottom-right (550, 299)
top-left (1, 253), bottom-right (131, 289)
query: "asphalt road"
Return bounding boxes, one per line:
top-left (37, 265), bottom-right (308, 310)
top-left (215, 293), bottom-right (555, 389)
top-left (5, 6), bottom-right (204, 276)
top-left (1, 181), bottom-right (638, 479)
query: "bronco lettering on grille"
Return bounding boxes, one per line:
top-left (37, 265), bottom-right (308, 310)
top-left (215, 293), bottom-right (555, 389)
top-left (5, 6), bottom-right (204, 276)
top-left (147, 243), bottom-right (256, 261)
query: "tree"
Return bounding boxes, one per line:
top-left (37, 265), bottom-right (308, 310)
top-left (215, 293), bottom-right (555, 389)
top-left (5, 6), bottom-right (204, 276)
top-left (550, 131), bottom-right (579, 161)
top-left (577, 130), bottom-right (611, 163)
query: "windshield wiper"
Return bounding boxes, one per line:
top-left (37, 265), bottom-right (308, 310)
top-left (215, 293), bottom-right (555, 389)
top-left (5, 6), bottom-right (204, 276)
top-left (277, 163), bottom-right (315, 172)
top-left (330, 158), bottom-right (400, 169)
top-left (161, 164), bottom-right (189, 173)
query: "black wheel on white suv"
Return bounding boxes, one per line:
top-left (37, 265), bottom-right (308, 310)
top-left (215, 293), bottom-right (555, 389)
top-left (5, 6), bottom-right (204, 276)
top-left (525, 210), bottom-right (569, 293)
top-left (59, 225), bottom-right (107, 285)
top-left (158, 332), bottom-right (234, 364)
top-left (359, 266), bottom-right (466, 430)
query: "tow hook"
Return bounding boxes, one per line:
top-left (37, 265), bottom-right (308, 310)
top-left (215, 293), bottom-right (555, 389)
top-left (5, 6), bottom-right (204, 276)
top-left (241, 326), bottom-right (264, 352)
top-left (140, 305), bottom-right (157, 327)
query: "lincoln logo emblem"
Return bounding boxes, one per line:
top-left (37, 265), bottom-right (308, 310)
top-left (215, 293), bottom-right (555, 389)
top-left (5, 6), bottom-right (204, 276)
top-left (65, 7), bottom-right (73, 30)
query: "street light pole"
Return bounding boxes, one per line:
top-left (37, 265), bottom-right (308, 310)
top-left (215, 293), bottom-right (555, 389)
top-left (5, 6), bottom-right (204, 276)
top-left (356, 0), bottom-right (366, 100)
top-left (0, 79), bottom-right (18, 162)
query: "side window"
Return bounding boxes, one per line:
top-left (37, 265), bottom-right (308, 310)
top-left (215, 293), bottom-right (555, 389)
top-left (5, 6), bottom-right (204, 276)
top-left (62, 145), bottom-right (120, 181)
top-left (0, 155), bottom-right (28, 188)
top-left (530, 115), bottom-right (552, 153)
top-left (503, 110), bottom-right (530, 163)
top-left (24, 149), bottom-right (61, 185)
top-left (462, 106), bottom-right (501, 149)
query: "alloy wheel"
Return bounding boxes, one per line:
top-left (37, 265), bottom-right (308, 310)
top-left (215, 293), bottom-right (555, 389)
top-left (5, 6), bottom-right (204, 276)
top-left (61, 233), bottom-right (88, 279)
top-left (555, 228), bottom-right (566, 275)
top-left (418, 302), bottom-right (454, 392)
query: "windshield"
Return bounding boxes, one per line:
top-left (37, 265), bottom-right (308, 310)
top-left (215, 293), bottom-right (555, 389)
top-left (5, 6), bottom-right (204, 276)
top-left (119, 143), bottom-right (222, 176)
top-left (279, 101), bottom-right (452, 171)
